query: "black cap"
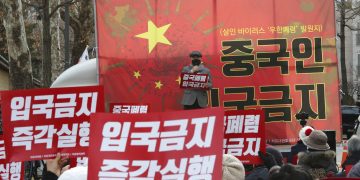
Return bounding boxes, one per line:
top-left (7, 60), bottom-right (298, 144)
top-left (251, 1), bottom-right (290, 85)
top-left (189, 50), bottom-right (202, 58)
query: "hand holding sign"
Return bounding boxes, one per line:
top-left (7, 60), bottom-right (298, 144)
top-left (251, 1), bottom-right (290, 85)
top-left (45, 153), bottom-right (70, 176)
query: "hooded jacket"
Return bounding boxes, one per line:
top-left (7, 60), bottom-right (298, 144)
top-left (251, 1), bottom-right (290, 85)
top-left (297, 150), bottom-right (338, 179)
top-left (348, 161), bottom-right (360, 177)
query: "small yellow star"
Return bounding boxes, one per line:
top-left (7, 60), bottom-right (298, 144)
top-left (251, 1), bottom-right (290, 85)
top-left (176, 76), bottom-right (181, 85)
top-left (135, 20), bottom-right (172, 53)
top-left (155, 80), bottom-right (163, 89)
top-left (133, 71), bottom-right (141, 79)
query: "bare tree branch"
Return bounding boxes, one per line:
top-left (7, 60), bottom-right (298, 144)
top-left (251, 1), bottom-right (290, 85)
top-left (345, 24), bottom-right (360, 31)
top-left (21, 0), bottom-right (43, 9)
top-left (49, 0), bottom-right (80, 18)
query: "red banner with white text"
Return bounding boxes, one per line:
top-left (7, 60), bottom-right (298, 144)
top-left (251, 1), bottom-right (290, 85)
top-left (96, 0), bottom-right (341, 144)
top-left (224, 110), bottom-right (266, 164)
top-left (1, 86), bottom-right (104, 162)
top-left (88, 108), bottom-right (223, 179)
top-left (0, 136), bottom-right (24, 180)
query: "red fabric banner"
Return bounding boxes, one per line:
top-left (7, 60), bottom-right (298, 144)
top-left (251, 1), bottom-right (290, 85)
top-left (96, 0), bottom-right (341, 144)
top-left (88, 108), bottom-right (224, 179)
top-left (1, 86), bottom-right (104, 162)
top-left (224, 110), bottom-right (266, 164)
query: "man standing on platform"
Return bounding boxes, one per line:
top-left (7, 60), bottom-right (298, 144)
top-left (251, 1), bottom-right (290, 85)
top-left (181, 51), bottom-right (212, 110)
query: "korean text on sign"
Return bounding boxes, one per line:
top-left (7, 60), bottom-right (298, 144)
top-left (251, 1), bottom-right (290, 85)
top-left (110, 103), bottom-right (148, 114)
top-left (0, 136), bottom-right (24, 180)
top-left (223, 110), bottom-right (266, 164)
top-left (88, 108), bottom-right (224, 180)
top-left (180, 73), bottom-right (209, 89)
top-left (1, 86), bottom-right (105, 162)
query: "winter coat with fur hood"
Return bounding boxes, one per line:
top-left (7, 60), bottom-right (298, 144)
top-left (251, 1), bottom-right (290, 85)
top-left (297, 150), bottom-right (338, 179)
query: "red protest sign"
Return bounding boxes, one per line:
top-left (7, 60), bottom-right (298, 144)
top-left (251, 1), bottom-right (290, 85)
top-left (1, 86), bottom-right (104, 162)
top-left (109, 103), bottom-right (149, 114)
top-left (223, 110), bottom-right (266, 164)
top-left (69, 157), bottom-right (88, 168)
top-left (180, 73), bottom-right (209, 89)
top-left (0, 161), bottom-right (24, 180)
top-left (0, 136), bottom-right (24, 180)
top-left (88, 108), bottom-right (224, 180)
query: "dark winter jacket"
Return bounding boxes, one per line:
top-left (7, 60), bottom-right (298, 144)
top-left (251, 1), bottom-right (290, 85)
top-left (298, 150), bottom-right (338, 179)
top-left (348, 161), bottom-right (360, 177)
top-left (42, 171), bottom-right (58, 180)
top-left (245, 166), bottom-right (269, 180)
top-left (342, 152), bottom-right (360, 170)
top-left (289, 140), bottom-right (307, 163)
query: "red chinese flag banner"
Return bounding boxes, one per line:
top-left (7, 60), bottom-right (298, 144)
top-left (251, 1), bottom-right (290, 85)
top-left (224, 110), bottom-right (266, 165)
top-left (1, 86), bottom-right (104, 162)
top-left (88, 108), bottom-right (223, 179)
top-left (0, 136), bottom-right (24, 180)
top-left (96, 0), bottom-right (341, 144)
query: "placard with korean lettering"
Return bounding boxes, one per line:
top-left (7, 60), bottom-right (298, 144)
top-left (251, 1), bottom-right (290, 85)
top-left (70, 157), bottom-right (88, 168)
top-left (0, 135), bottom-right (24, 180)
top-left (110, 103), bottom-right (149, 114)
top-left (180, 73), bottom-right (209, 89)
top-left (224, 110), bottom-right (266, 165)
top-left (88, 108), bottom-right (224, 180)
top-left (1, 86), bottom-right (105, 162)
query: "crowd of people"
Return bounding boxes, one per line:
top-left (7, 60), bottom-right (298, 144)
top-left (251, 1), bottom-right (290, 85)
top-left (40, 127), bottom-right (360, 180)
top-left (38, 51), bottom-right (360, 179)
top-left (221, 128), bottom-right (360, 180)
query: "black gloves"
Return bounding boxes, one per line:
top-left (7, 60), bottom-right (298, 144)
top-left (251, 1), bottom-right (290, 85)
top-left (258, 151), bottom-right (277, 169)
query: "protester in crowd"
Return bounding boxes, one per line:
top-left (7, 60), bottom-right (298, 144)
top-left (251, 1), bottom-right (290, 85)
top-left (42, 153), bottom-right (70, 180)
top-left (245, 146), bottom-right (283, 180)
top-left (58, 166), bottom-right (87, 180)
top-left (269, 164), bottom-right (313, 180)
top-left (342, 135), bottom-right (360, 169)
top-left (336, 135), bottom-right (360, 176)
top-left (181, 50), bottom-right (212, 110)
top-left (348, 161), bottom-right (360, 178)
top-left (289, 126), bottom-right (314, 164)
top-left (297, 130), bottom-right (338, 179)
top-left (266, 146), bottom-right (283, 167)
top-left (223, 154), bottom-right (245, 180)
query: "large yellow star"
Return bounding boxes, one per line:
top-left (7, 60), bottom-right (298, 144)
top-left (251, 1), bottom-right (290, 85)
top-left (135, 20), bottom-right (172, 53)
top-left (155, 80), bottom-right (163, 89)
top-left (176, 76), bottom-right (181, 85)
top-left (133, 71), bottom-right (141, 79)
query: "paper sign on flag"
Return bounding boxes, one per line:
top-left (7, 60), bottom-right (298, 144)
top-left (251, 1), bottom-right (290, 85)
top-left (1, 86), bottom-right (104, 162)
top-left (88, 108), bottom-right (224, 180)
top-left (109, 103), bottom-right (149, 114)
top-left (180, 73), bottom-right (209, 89)
top-left (223, 110), bottom-right (266, 164)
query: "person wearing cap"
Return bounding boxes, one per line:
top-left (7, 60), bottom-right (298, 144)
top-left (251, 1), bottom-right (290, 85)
top-left (289, 126), bottom-right (314, 164)
top-left (181, 50), bottom-right (212, 110)
top-left (222, 154), bottom-right (245, 180)
top-left (339, 135), bottom-right (360, 176)
top-left (297, 130), bottom-right (338, 179)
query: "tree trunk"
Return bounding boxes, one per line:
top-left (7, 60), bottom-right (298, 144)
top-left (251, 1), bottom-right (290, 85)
top-left (70, 0), bottom-right (94, 65)
top-left (50, 0), bottom-right (64, 82)
top-left (340, 0), bottom-right (348, 96)
top-left (1, 0), bottom-right (33, 90)
top-left (42, 0), bottom-right (52, 87)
